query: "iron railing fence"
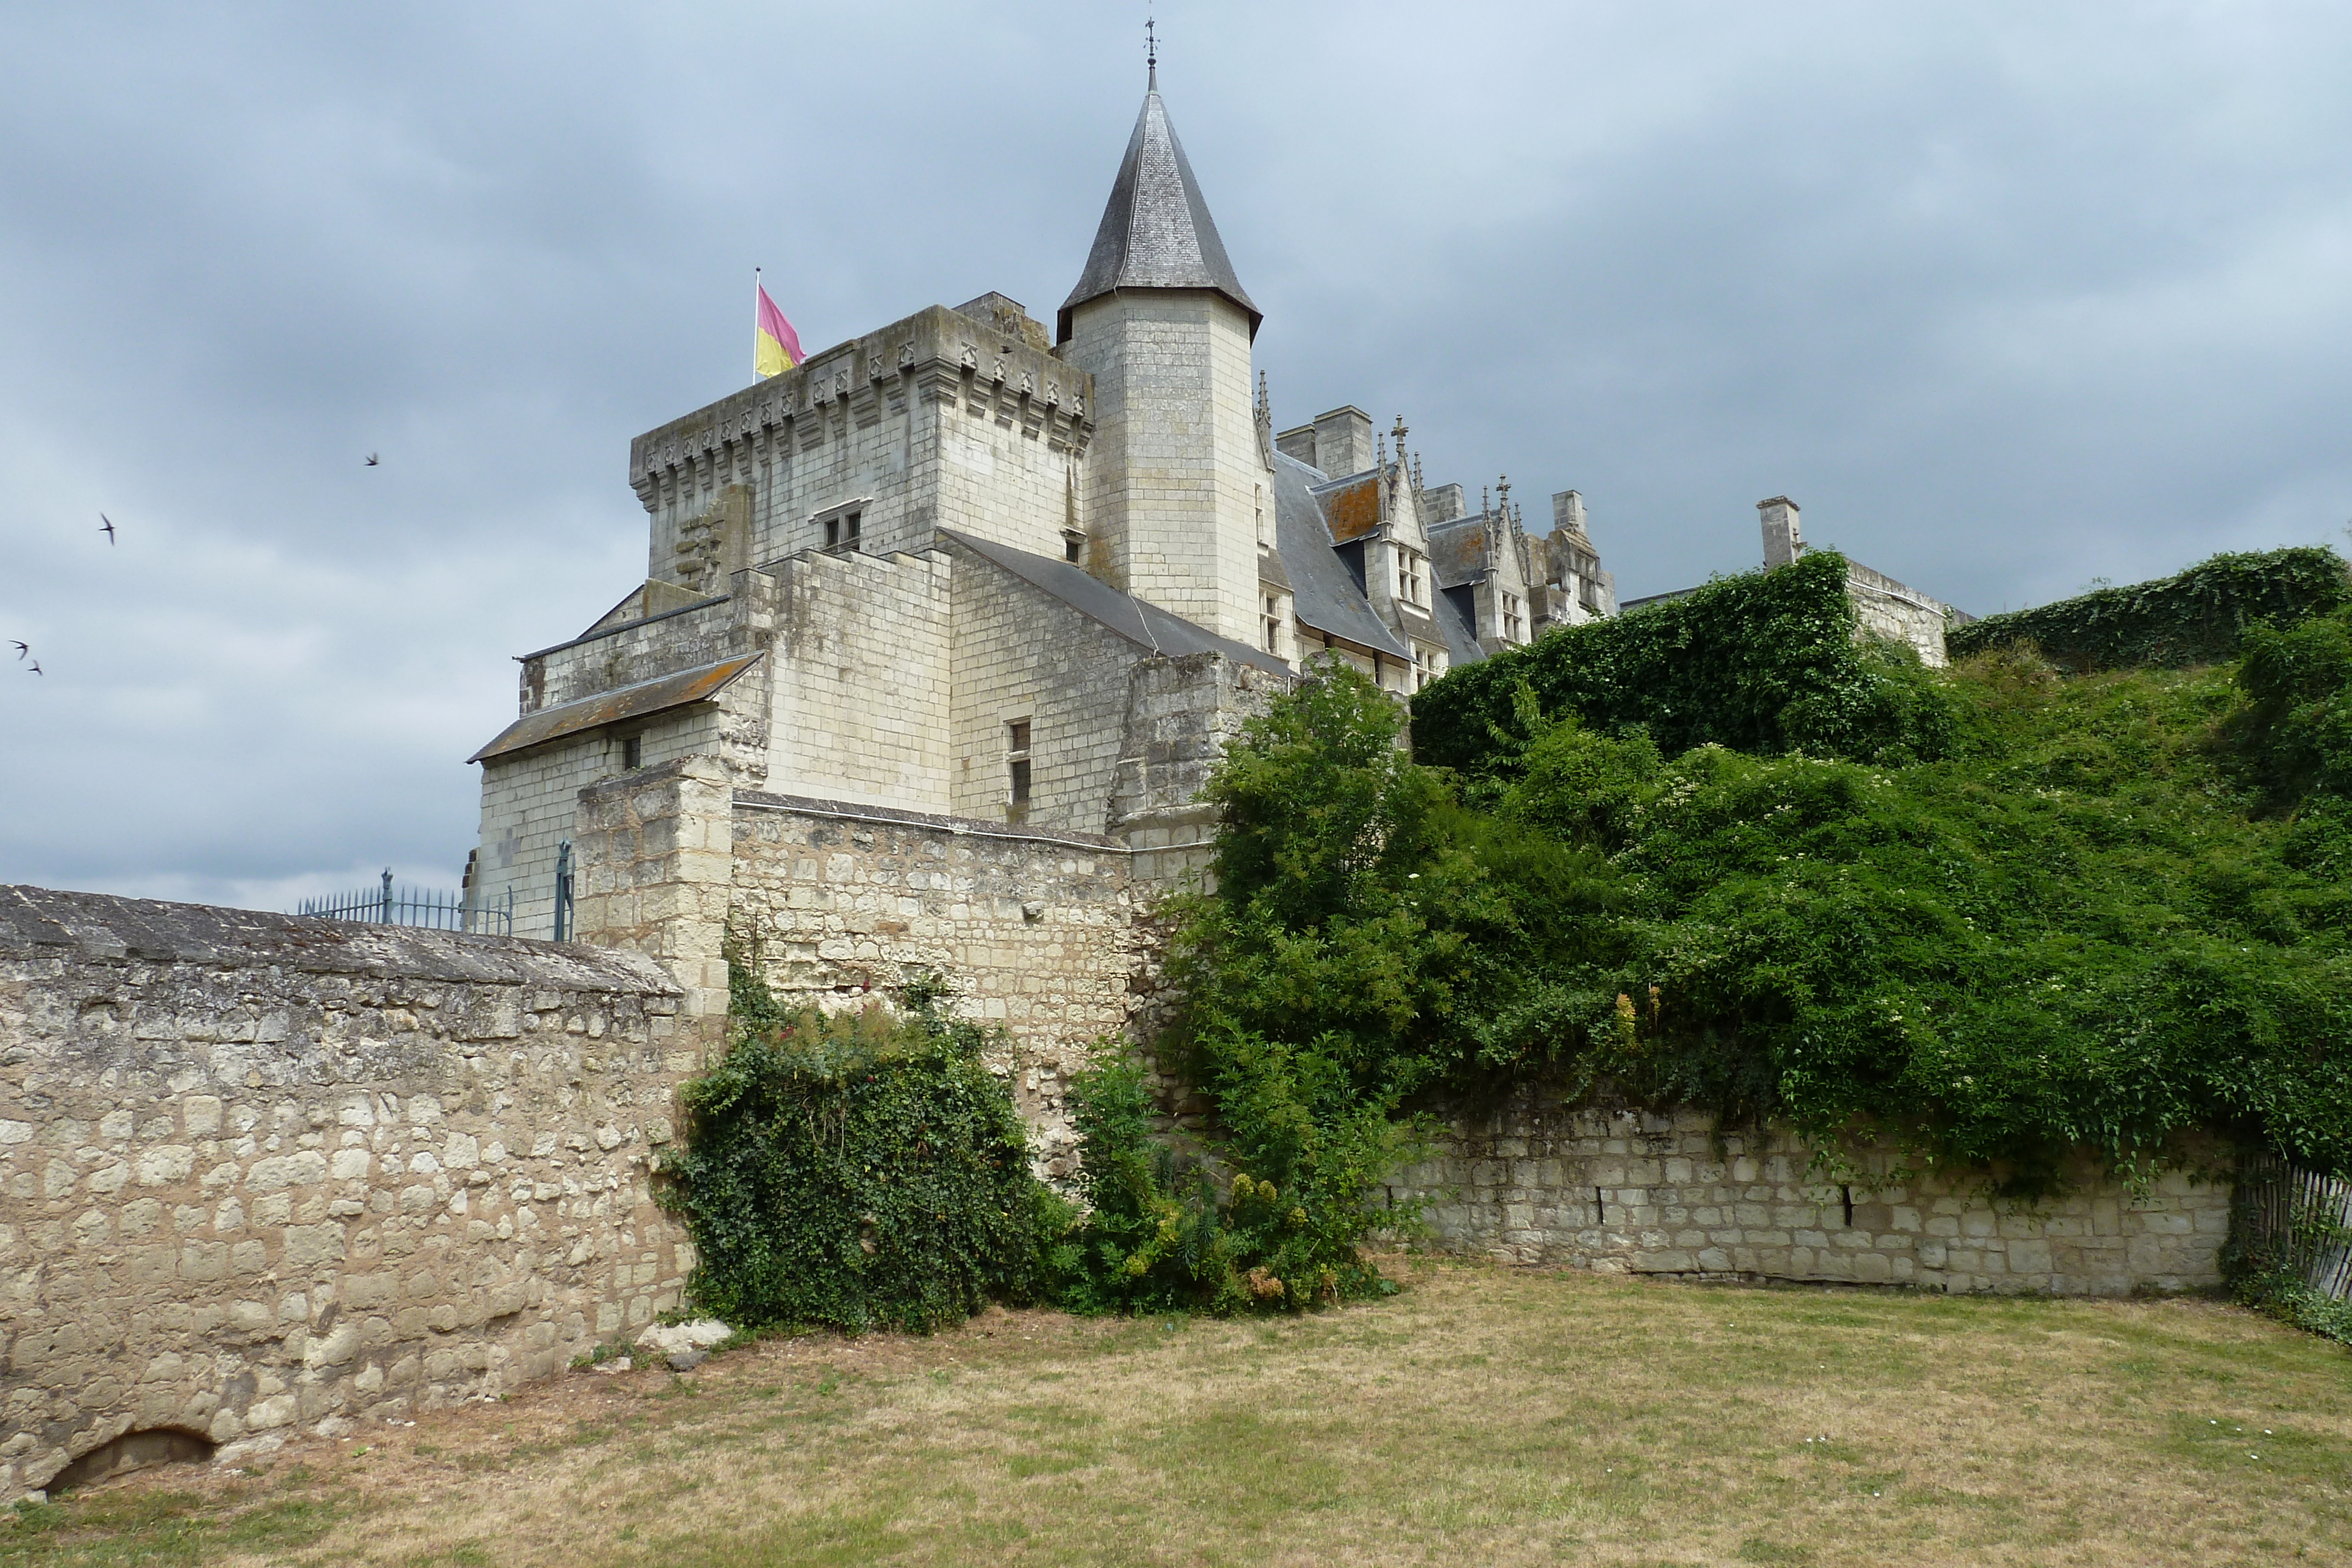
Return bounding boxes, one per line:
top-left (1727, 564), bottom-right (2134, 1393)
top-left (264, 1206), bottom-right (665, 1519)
top-left (297, 870), bottom-right (513, 938)
top-left (2236, 1152), bottom-right (2352, 1301)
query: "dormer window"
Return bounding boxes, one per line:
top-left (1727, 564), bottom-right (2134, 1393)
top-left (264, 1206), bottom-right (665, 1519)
top-left (1501, 591), bottom-right (1524, 643)
top-left (1394, 547), bottom-right (1425, 607)
top-left (1255, 484), bottom-right (1268, 548)
top-left (1262, 594), bottom-right (1285, 656)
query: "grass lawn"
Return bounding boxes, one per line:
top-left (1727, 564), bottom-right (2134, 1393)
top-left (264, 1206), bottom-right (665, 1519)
top-left (5, 1259), bottom-right (2348, 1566)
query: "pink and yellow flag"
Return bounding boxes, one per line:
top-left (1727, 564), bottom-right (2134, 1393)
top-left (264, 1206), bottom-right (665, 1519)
top-left (754, 275), bottom-right (803, 379)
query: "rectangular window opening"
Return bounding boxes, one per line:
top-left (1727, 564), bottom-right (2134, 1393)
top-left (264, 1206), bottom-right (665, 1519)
top-left (621, 734), bottom-right (642, 770)
top-left (1007, 720), bottom-right (1033, 807)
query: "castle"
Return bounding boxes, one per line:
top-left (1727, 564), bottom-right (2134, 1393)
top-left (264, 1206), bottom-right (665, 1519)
top-left (0, 75), bottom-right (2199, 1502)
top-left (463, 69), bottom-right (1621, 945)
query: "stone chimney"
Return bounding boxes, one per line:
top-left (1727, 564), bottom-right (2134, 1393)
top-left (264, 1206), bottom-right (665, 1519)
top-left (1759, 496), bottom-right (1803, 569)
top-left (1553, 489), bottom-right (1589, 538)
top-left (1310, 406), bottom-right (1375, 478)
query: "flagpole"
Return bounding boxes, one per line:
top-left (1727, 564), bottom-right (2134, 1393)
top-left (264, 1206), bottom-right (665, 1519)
top-left (753, 267), bottom-right (761, 379)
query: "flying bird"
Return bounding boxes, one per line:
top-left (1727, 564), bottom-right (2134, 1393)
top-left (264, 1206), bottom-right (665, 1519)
top-left (27, 661), bottom-right (42, 676)
top-left (9, 641), bottom-right (24, 660)
top-left (365, 453), bottom-right (379, 466)
top-left (99, 513), bottom-right (116, 544)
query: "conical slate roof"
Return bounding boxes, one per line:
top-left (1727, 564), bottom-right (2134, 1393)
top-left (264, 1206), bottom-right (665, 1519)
top-left (1058, 77), bottom-right (1260, 342)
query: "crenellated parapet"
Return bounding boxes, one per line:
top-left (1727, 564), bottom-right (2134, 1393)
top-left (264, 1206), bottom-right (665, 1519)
top-left (627, 302), bottom-right (1095, 575)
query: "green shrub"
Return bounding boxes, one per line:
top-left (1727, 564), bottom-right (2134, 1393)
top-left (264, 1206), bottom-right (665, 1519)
top-left (1202, 641), bottom-right (2352, 1198)
top-left (1949, 546), bottom-right (2351, 671)
top-left (1043, 1042), bottom-right (1409, 1315)
top-left (1409, 550), bottom-right (1957, 781)
top-left (2232, 605), bottom-right (2352, 808)
top-left (663, 968), bottom-right (1055, 1333)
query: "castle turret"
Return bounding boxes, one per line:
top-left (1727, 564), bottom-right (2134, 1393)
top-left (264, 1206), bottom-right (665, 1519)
top-left (1058, 69), bottom-right (1266, 645)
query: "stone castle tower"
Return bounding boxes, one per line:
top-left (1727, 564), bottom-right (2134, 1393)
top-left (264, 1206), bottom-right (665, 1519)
top-left (1059, 68), bottom-right (1267, 647)
top-left (463, 68), bottom-right (1619, 984)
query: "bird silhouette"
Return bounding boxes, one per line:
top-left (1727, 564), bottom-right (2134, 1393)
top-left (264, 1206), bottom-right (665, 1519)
top-left (9, 641), bottom-right (24, 660)
top-left (99, 513), bottom-right (116, 544)
top-left (27, 660), bottom-right (42, 676)
top-left (365, 453), bottom-right (379, 466)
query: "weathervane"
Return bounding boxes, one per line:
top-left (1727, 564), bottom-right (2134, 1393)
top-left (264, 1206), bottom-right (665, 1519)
top-left (1146, 12), bottom-right (1157, 85)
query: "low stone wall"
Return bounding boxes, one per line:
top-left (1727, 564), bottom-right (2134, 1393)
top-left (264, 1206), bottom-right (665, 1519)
top-left (0, 887), bottom-right (694, 1503)
top-left (1394, 1098), bottom-right (2228, 1295)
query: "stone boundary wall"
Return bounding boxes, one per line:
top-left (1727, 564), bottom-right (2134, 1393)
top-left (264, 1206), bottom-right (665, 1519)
top-left (726, 791), bottom-right (1141, 1178)
top-left (1393, 1096), bottom-right (2228, 1295)
top-left (0, 887), bottom-right (693, 1503)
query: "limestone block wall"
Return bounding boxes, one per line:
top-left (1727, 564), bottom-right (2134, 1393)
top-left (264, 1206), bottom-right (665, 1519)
top-left (1110, 653), bottom-right (1291, 888)
top-left (479, 573), bottom-right (776, 937)
top-left (726, 792), bottom-right (1141, 1175)
top-left (570, 758), bottom-right (736, 1049)
top-left (520, 584), bottom-right (766, 718)
top-left (0, 887), bottom-right (693, 1505)
top-left (475, 707), bottom-right (723, 940)
top-left (1061, 292), bottom-right (1265, 646)
top-left (767, 548), bottom-right (953, 814)
top-left (932, 362), bottom-right (1086, 564)
top-left (944, 539), bottom-right (1155, 830)
top-left (1845, 561), bottom-right (1953, 668)
top-left (627, 304), bottom-right (1093, 574)
top-left (1392, 1097), bottom-right (2229, 1295)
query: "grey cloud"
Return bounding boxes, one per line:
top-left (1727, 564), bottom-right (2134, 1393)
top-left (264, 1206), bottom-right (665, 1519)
top-left (3, 2), bottom-right (2348, 904)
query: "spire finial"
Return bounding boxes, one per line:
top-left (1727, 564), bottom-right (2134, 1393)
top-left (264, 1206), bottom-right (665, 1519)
top-left (1392, 413), bottom-right (1408, 453)
top-left (1146, 14), bottom-right (1157, 87)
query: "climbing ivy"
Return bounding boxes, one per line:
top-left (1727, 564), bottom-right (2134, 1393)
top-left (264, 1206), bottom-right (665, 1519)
top-left (1409, 550), bottom-right (1956, 781)
top-left (1948, 546), bottom-right (2350, 671)
top-left (663, 959), bottom-right (1058, 1333)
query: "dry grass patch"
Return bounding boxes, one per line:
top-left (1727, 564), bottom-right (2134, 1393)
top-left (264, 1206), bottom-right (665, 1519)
top-left (5, 1259), bottom-right (2349, 1566)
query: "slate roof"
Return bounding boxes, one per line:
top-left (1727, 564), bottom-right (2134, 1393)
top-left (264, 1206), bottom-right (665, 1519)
top-left (1433, 587), bottom-right (1486, 666)
top-left (1269, 452), bottom-right (1411, 660)
top-left (1059, 79), bottom-right (1260, 342)
top-left (939, 529), bottom-right (1291, 678)
top-left (469, 654), bottom-right (763, 763)
top-left (1426, 514), bottom-right (1493, 590)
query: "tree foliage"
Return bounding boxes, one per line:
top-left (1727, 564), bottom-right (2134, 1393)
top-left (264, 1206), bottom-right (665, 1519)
top-left (1240, 547), bottom-right (2352, 1195)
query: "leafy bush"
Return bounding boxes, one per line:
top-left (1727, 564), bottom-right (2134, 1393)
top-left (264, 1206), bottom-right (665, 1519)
top-left (1235, 620), bottom-right (2352, 1195)
top-left (2232, 605), bottom-right (2352, 809)
top-left (1949, 546), bottom-right (2350, 671)
top-left (1041, 1044), bottom-right (1411, 1316)
top-left (1409, 550), bottom-right (1957, 780)
top-left (663, 965), bottom-right (1055, 1333)
top-left (1536, 668), bottom-right (2352, 1189)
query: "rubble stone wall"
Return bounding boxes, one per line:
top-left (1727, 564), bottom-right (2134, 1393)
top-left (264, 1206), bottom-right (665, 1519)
top-left (727, 791), bottom-right (1141, 1177)
top-left (1394, 1096), bottom-right (2229, 1295)
top-left (0, 887), bottom-right (692, 1503)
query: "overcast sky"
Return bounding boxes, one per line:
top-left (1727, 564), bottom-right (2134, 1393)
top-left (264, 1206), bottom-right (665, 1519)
top-left (4, 2), bottom-right (2348, 909)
